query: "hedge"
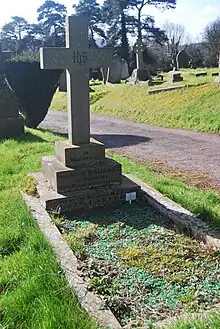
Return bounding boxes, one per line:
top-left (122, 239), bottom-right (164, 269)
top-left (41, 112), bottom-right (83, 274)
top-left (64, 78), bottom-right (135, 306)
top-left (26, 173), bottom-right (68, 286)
top-left (5, 58), bottom-right (62, 128)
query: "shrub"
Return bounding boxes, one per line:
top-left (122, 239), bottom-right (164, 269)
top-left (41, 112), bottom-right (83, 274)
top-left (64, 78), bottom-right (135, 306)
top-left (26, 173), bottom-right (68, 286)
top-left (5, 57), bottom-right (62, 128)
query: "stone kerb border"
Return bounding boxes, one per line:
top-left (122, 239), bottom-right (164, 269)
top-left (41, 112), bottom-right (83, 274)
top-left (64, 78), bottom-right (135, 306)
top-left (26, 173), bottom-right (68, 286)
top-left (23, 175), bottom-right (220, 329)
top-left (23, 193), bottom-right (122, 329)
top-left (148, 83), bottom-right (208, 95)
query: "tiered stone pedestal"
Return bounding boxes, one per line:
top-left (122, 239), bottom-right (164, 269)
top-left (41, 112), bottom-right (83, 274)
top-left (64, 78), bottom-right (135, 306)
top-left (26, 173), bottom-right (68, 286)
top-left (34, 138), bottom-right (141, 214)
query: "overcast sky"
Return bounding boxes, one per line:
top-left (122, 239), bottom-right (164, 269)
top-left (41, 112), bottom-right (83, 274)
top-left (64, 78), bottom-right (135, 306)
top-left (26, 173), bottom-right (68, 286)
top-left (0, 0), bottom-right (220, 40)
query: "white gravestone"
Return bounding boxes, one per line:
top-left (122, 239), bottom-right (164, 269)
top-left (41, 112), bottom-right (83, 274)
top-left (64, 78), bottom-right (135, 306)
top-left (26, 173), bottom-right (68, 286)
top-left (40, 15), bottom-right (113, 145)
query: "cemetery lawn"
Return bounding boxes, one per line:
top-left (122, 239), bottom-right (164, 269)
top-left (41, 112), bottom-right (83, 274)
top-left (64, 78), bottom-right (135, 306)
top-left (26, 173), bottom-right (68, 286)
top-left (51, 70), bottom-right (220, 134)
top-left (1, 129), bottom-right (220, 329)
top-left (58, 203), bottom-right (220, 327)
top-left (0, 131), bottom-right (99, 329)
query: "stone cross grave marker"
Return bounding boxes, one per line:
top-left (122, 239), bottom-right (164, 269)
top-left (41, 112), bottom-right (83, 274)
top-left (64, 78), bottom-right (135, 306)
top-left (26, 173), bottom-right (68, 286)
top-left (40, 15), bottom-right (113, 145)
top-left (133, 39), bottom-right (145, 69)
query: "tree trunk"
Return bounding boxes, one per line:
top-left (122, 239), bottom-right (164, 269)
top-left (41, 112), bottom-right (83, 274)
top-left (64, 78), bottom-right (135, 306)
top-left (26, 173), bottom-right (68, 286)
top-left (137, 8), bottom-right (142, 40)
top-left (120, 11), bottom-right (129, 64)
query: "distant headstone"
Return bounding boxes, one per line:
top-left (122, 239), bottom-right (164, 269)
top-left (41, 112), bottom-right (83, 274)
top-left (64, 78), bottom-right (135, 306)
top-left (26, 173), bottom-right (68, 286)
top-left (36, 15), bottom-right (140, 214)
top-left (195, 72), bottom-right (207, 77)
top-left (59, 71), bottom-right (66, 92)
top-left (121, 59), bottom-right (129, 80)
top-left (131, 39), bottom-right (151, 82)
top-left (169, 70), bottom-right (183, 83)
top-left (107, 54), bottom-right (123, 83)
top-left (0, 46), bottom-right (24, 138)
top-left (212, 72), bottom-right (219, 77)
top-left (176, 50), bottom-right (190, 70)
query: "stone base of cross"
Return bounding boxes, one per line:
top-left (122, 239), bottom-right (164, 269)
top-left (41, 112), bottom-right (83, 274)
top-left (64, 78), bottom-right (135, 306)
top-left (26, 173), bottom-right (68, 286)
top-left (34, 15), bottom-right (140, 214)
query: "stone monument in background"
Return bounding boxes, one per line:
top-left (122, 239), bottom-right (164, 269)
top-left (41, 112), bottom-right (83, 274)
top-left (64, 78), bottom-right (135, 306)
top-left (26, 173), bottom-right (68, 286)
top-left (33, 15), bottom-right (140, 213)
top-left (176, 50), bottom-right (190, 71)
top-left (0, 45), bottom-right (24, 139)
top-left (132, 39), bottom-right (151, 82)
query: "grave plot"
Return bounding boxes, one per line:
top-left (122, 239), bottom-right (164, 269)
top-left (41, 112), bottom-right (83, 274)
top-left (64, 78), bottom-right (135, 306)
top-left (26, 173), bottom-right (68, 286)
top-left (54, 202), bottom-right (220, 328)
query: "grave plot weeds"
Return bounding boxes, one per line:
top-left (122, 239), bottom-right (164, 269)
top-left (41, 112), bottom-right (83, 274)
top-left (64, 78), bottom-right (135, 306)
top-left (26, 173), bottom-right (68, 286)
top-left (56, 203), bottom-right (220, 328)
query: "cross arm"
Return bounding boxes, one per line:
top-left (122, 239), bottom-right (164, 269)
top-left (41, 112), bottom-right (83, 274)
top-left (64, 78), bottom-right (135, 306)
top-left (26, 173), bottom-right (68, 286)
top-left (88, 48), bottom-right (113, 69)
top-left (40, 47), bottom-right (70, 70)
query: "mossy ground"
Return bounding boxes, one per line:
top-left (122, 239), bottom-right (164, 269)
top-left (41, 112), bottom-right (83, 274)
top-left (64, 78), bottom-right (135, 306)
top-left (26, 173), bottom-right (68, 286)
top-left (59, 203), bottom-right (220, 327)
top-left (50, 68), bottom-right (220, 134)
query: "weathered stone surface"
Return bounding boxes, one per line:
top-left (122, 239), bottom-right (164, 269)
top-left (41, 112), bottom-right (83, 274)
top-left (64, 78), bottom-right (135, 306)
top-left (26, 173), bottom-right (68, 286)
top-left (32, 172), bottom-right (141, 214)
top-left (121, 59), bottom-right (129, 80)
top-left (42, 156), bottom-right (122, 194)
top-left (40, 16), bottom-right (113, 145)
top-left (55, 139), bottom-right (105, 168)
top-left (0, 82), bottom-right (21, 119)
top-left (107, 54), bottom-right (123, 84)
top-left (38, 15), bottom-right (141, 214)
top-left (0, 116), bottom-right (24, 138)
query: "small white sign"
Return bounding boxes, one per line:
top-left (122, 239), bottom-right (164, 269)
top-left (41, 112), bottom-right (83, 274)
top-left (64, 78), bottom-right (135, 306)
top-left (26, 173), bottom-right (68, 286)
top-left (126, 192), bottom-right (137, 203)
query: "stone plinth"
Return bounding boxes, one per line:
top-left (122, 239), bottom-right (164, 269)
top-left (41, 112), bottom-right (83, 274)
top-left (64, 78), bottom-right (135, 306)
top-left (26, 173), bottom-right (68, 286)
top-left (0, 116), bottom-right (24, 138)
top-left (195, 72), bottom-right (207, 77)
top-left (169, 71), bottom-right (183, 83)
top-left (55, 139), bottom-right (105, 168)
top-left (42, 156), bottom-right (122, 195)
top-left (32, 172), bottom-right (141, 214)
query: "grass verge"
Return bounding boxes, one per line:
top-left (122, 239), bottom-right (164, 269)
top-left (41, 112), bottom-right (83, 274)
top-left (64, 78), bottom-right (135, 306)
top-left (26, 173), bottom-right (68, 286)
top-left (108, 152), bottom-right (220, 229)
top-left (51, 69), bottom-right (220, 134)
top-left (0, 130), bottom-right (98, 329)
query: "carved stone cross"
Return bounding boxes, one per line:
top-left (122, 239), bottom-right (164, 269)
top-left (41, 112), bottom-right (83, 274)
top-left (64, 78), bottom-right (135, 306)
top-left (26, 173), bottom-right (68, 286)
top-left (133, 39), bottom-right (145, 69)
top-left (40, 15), bottom-right (113, 145)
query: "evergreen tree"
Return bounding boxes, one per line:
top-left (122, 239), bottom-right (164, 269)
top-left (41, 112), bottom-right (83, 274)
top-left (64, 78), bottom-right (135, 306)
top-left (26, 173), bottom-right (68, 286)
top-left (37, 0), bottom-right (67, 46)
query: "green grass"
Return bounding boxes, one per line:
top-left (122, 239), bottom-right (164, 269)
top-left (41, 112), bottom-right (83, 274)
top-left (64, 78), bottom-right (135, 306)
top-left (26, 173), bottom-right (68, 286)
top-left (50, 69), bottom-right (220, 134)
top-left (0, 130), bottom-right (99, 329)
top-left (109, 152), bottom-right (220, 229)
top-left (0, 129), bottom-right (220, 329)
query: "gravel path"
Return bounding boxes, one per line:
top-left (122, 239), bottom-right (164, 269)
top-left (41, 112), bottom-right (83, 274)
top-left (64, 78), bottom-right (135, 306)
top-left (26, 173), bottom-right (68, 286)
top-left (40, 111), bottom-right (220, 188)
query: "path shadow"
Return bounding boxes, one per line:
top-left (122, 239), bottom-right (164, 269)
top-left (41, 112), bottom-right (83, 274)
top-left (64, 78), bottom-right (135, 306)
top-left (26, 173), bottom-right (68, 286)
top-left (91, 134), bottom-right (150, 149)
top-left (38, 129), bottom-right (151, 148)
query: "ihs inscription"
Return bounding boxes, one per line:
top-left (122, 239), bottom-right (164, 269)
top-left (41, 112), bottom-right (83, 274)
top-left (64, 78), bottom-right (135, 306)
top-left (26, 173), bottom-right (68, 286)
top-left (72, 51), bottom-right (87, 64)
